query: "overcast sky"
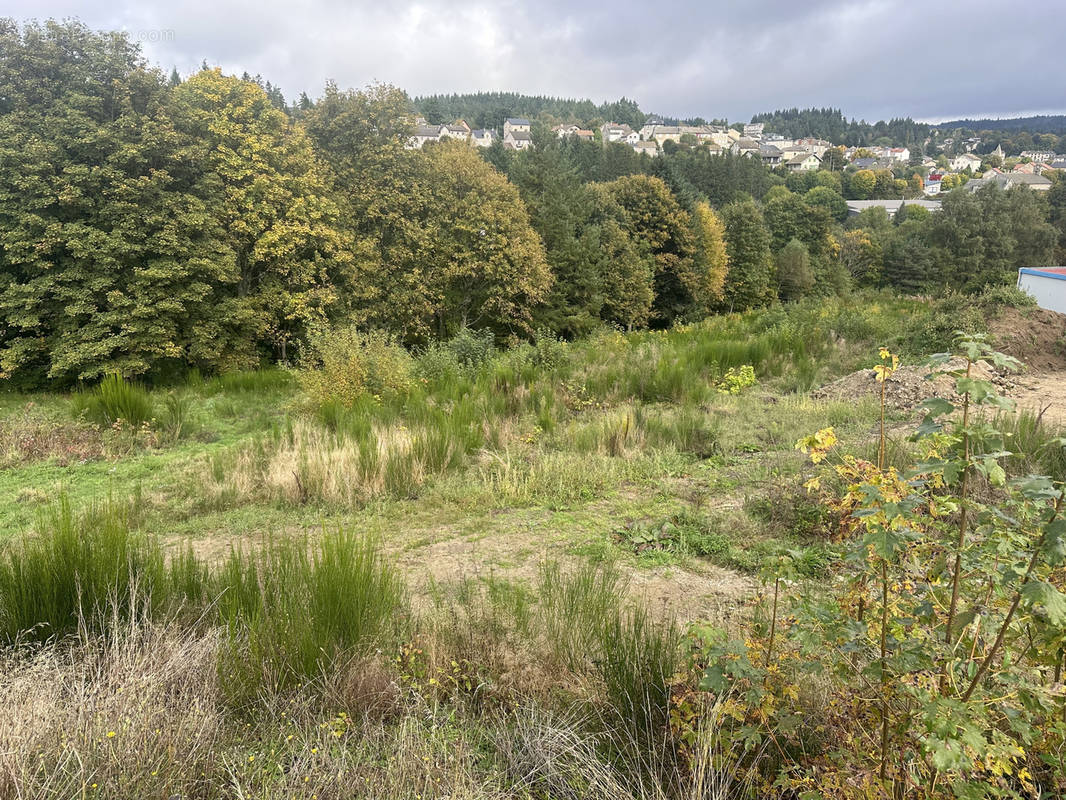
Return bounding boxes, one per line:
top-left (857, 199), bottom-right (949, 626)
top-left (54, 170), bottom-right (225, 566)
top-left (7, 0), bottom-right (1065, 123)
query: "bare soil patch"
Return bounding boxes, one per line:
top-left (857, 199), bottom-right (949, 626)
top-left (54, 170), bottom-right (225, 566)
top-left (990, 306), bottom-right (1066, 372)
top-left (813, 358), bottom-right (1002, 412)
top-left (1008, 371), bottom-right (1066, 428)
top-left (174, 494), bottom-right (755, 626)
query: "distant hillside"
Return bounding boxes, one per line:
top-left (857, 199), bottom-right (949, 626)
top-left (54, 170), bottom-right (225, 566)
top-left (412, 92), bottom-right (646, 131)
top-left (935, 115), bottom-right (1066, 135)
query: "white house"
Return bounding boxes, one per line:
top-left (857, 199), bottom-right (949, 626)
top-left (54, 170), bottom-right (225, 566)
top-left (470, 129), bottom-right (497, 147)
top-left (950, 153), bottom-right (982, 172)
top-left (601, 123), bottom-right (639, 145)
top-left (439, 122), bottom-right (470, 141)
top-left (407, 123), bottom-right (444, 149)
top-left (965, 172), bottom-right (1052, 192)
top-left (1021, 150), bottom-right (1057, 163)
top-left (503, 118), bottom-right (531, 137)
top-left (1018, 267), bottom-right (1066, 314)
top-left (846, 199), bottom-right (941, 217)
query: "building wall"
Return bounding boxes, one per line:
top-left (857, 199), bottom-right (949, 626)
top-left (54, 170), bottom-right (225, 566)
top-left (1018, 270), bottom-right (1066, 315)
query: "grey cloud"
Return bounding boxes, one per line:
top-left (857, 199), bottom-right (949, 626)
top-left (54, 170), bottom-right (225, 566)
top-left (4, 0), bottom-right (1063, 122)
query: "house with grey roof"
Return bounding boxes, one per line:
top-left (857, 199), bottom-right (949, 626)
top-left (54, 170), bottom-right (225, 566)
top-left (731, 137), bottom-right (761, 157)
top-left (440, 121), bottom-right (471, 140)
top-left (407, 123), bottom-right (445, 149)
top-left (965, 172), bottom-right (1052, 192)
top-left (787, 152), bottom-right (821, 171)
top-left (504, 118), bottom-right (530, 136)
top-left (759, 144), bottom-right (783, 167)
top-left (504, 128), bottom-right (533, 151)
top-left (470, 129), bottom-right (497, 147)
top-left (503, 118), bottom-right (533, 150)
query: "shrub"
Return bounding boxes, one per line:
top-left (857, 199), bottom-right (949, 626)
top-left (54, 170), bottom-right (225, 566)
top-left (532, 327), bottom-right (568, 370)
top-left (72, 373), bottom-right (154, 428)
top-left (899, 291), bottom-right (986, 356)
top-left (716, 364), bottom-right (756, 394)
top-left (446, 326), bottom-right (496, 371)
top-left (299, 327), bottom-right (413, 408)
top-left (973, 282), bottom-right (1037, 311)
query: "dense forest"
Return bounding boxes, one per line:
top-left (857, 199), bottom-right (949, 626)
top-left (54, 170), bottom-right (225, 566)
top-left (937, 114), bottom-right (1066, 135)
top-left (412, 91), bottom-right (647, 131)
top-left (0, 19), bottom-right (1064, 389)
top-left (749, 107), bottom-right (933, 146)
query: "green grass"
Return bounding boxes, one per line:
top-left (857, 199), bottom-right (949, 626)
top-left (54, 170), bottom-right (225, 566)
top-left (71, 373), bottom-right (154, 428)
top-left (0, 496), bottom-right (207, 644)
top-left (217, 528), bottom-right (407, 702)
top-left (5, 291), bottom-right (1061, 798)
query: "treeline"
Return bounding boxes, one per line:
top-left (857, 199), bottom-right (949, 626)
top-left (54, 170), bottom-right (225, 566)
top-left (937, 115), bottom-right (1066, 136)
top-left (1, 19), bottom-right (1063, 388)
top-left (841, 188), bottom-right (1061, 292)
top-left (413, 92), bottom-right (646, 131)
top-left (750, 107), bottom-right (932, 147)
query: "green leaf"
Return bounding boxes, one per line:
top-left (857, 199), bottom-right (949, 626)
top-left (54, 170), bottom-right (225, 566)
top-left (1042, 518), bottom-right (1066, 567)
top-left (925, 352), bottom-right (953, 368)
top-left (974, 459), bottom-right (1006, 487)
top-left (1020, 581), bottom-right (1066, 626)
top-left (929, 736), bottom-right (968, 771)
top-left (1011, 475), bottom-right (1060, 500)
top-left (863, 524), bottom-right (913, 560)
top-left (988, 351), bottom-right (1022, 372)
top-left (920, 397), bottom-right (956, 417)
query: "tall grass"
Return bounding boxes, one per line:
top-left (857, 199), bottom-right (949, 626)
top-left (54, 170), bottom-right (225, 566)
top-left (0, 500), bottom-right (404, 691)
top-left (217, 529), bottom-right (406, 701)
top-left (994, 408), bottom-right (1066, 481)
top-left (203, 367), bottom-right (295, 395)
top-left (0, 498), bottom-right (206, 644)
top-left (72, 373), bottom-right (154, 427)
top-left (538, 561), bottom-right (680, 742)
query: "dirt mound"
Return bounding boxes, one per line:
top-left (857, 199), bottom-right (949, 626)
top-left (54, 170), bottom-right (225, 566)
top-left (1009, 371), bottom-right (1066, 427)
top-left (814, 358), bottom-right (1000, 412)
top-left (990, 306), bottom-right (1066, 372)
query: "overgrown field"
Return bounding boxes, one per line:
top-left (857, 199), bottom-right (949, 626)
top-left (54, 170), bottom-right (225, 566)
top-left (2, 292), bottom-right (1065, 799)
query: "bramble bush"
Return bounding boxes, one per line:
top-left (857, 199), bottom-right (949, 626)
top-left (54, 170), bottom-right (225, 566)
top-left (689, 336), bottom-right (1066, 798)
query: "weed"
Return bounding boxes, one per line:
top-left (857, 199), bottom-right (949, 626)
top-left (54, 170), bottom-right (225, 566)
top-left (299, 327), bottom-right (413, 408)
